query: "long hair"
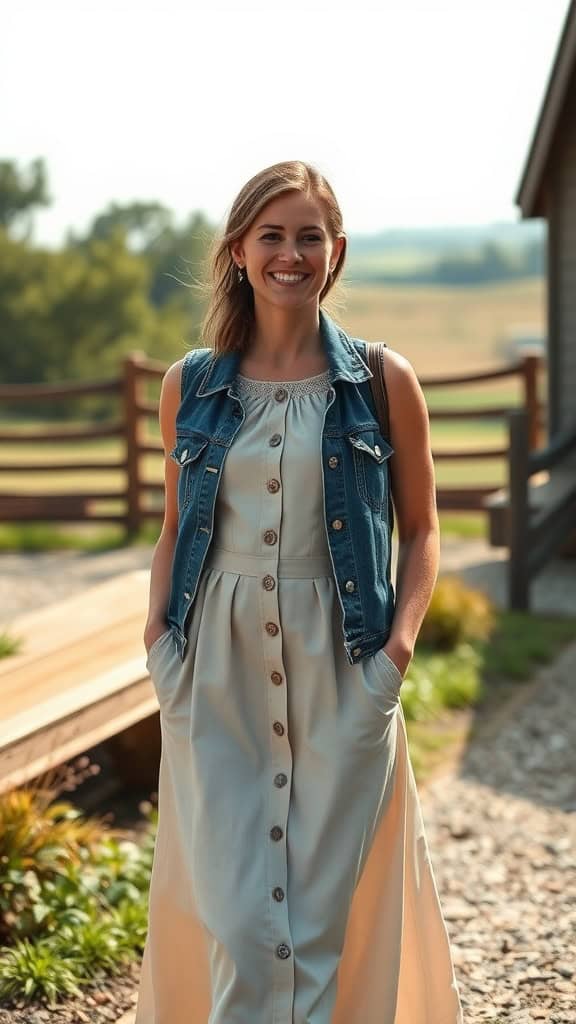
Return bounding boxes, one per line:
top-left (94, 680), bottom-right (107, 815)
top-left (198, 160), bottom-right (347, 355)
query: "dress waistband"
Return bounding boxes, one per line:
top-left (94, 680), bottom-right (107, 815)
top-left (205, 547), bottom-right (334, 579)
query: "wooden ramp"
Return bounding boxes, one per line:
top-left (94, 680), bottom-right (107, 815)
top-left (0, 571), bottom-right (158, 795)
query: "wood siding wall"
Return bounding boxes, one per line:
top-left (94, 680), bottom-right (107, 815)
top-left (549, 70), bottom-right (576, 434)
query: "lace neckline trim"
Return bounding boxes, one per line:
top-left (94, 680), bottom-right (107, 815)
top-left (235, 368), bottom-right (332, 399)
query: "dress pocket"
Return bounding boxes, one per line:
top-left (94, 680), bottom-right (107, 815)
top-left (146, 627), bottom-right (172, 666)
top-left (374, 647), bottom-right (404, 688)
top-left (346, 429), bottom-right (394, 513)
top-left (145, 628), bottom-right (178, 704)
top-left (359, 646), bottom-right (403, 717)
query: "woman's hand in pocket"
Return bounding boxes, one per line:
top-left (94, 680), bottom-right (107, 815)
top-left (144, 620), bottom-right (170, 657)
top-left (380, 639), bottom-right (412, 680)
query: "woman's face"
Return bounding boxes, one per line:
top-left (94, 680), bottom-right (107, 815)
top-left (231, 190), bottom-right (344, 311)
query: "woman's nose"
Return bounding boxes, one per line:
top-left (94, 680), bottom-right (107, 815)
top-left (278, 244), bottom-right (304, 263)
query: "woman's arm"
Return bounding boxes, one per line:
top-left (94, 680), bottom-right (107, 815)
top-left (143, 358), bottom-right (185, 654)
top-left (379, 349), bottom-right (439, 678)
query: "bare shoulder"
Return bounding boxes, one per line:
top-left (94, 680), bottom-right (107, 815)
top-left (380, 346), bottom-right (419, 387)
top-left (162, 357), bottom-right (186, 392)
top-left (379, 346), bottom-right (427, 421)
top-left (158, 358), bottom-right (186, 455)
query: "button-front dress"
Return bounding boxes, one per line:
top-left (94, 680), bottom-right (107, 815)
top-left (135, 369), bottom-right (463, 1024)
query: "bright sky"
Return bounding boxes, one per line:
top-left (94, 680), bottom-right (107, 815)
top-left (3, 0), bottom-right (572, 245)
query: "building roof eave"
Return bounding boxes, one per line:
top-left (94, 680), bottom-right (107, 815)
top-left (515, 1), bottom-right (576, 219)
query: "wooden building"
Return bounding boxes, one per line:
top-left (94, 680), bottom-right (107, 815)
top-left (516, 0), bottom-right (576, 435)
top-left (504, 0), bottom-right (576, 607)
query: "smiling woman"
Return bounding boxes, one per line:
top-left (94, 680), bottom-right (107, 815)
top-left (135, 160), bottom-right (463, 1024)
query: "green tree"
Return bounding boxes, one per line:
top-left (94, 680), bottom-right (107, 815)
top-left (0, 158), bottom-right (50, 236)
top-left (74, 200), bottom-right (172, 252)
top-left (0, 227), bottom-right (187, 394)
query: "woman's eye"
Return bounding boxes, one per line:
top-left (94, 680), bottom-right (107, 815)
top-left (260, 234), bottom-right (322, 243)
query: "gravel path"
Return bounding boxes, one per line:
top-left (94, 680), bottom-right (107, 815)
top-left (424, 639), bottom-right (576, 1022)
top-left (0, 545), bottom-right (575, 1022)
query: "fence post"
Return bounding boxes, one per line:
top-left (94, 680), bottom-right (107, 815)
top-left (508, 409), bottom-right (530, 610)
top-left (123, 352), bottom-right (146, 540)
top-left (521, 354), bottom-right (541, 451)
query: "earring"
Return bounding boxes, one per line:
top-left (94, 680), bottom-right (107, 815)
top-left (237, 266), bottom-right (244, 283)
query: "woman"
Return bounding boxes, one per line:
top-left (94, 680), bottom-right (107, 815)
top-left (135, 160), bottom-right (463, 1023)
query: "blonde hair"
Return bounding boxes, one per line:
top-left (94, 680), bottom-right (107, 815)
top-left (198, 160), bottom-right (347, 355)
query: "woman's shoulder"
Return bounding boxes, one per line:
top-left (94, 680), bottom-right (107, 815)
top-left (161, 348), bottom-right (214, 399)
top-left (350, 336), bottom-right (416, 384)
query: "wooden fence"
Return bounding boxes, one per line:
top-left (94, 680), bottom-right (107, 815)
top-left (507, 408), bottom-right (576, 609)
top-left (0, 352), bottom-right (543, 535)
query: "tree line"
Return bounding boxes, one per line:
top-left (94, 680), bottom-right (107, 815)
top-left (0, 158), bottom-right (213, 395)
top-left (1, 158), bottom-right (544, 399)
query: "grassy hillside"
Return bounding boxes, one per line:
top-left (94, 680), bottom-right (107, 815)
top-left (328, 278), bottom-right (545, 375)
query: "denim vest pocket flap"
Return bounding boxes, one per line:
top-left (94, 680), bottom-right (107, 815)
top-left (169, 436), bottom-right (210, 467)
top-left (347, 430), bottom-right (393, 512)
top-left (170, 435), bottom-right (210, 511)
top-left (346, 432), bottom-right (394, 463)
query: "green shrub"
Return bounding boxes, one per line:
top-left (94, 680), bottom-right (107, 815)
top-left (400, 643), bottom-right (483, 722)
top-left (0, 631), bottom-right (22, 659)
top-left (0, 937), bottom-right (84, 1005)
top-left (418, 575), bottom-right (495, 650)
top-left (0, 760), bottom-right (157, 1006)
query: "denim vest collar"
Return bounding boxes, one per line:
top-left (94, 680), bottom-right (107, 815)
top-left (195, 307), bottom-right (372, 397)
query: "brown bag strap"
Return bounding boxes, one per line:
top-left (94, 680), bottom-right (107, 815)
top-left (366, 341), bottom-right (390, 441)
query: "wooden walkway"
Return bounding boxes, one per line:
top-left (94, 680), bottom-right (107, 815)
top-left (0, 571), bottom-right (157, 794)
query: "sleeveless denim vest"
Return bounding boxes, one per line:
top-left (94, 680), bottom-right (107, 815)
top-left (166, 307), bottom-right (396, 665)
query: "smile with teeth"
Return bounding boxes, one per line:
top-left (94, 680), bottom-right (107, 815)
top-left (270, 272), bottom-right (309, 285)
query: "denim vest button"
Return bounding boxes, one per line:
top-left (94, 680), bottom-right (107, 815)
top-left (267, 478), bottom-right (281, 493)
top-left (180, 449), bottom-right (189, 463)
top-left (274, 772), bottom-right (288, 788)
top-left (265, 621), bottom-right (279, 636)
top-left (328, 455), bottom-right (339, 469)
top-left (273, 721), bottom-right (284, 736)
top-left (263, 529), bottom-right (277, 545)
top-left (276, 943), bottom-right (291, 959)
top-left (353, 646), bottom-right (362, 656)
top-left (269, 434), bottom-right (282, 447)
top-left (270, 825), bottom-right (284, 840)
top-left (270, 671), bottom-right (283, 685)
top-left (332, 519), bottom-right (344, 530)
top-left (273, 886), bottom-right (285, 901)
top-left (184, 591), bottom-right (191, 599)
top-left (345, 580), bottom-right (356, 592)
top-left (262, 574), bottom-right (276, 591)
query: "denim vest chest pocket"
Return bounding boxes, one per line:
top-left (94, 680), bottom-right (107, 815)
top-left (347, 429), bottom-right (394, 513)
top-left (169, 434), bottom-right (210, 513)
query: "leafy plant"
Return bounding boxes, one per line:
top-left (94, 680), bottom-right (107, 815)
top-left (0, 630), bottom-right (22, 659)
top-left (418, 574), bottom-right (495, 650)
top-left (0, 937), bottom-right (84, 1005)
top-left (0, 759), bottom-right (158, 1006)
top-left (400, 643), bottom-right (483, 722)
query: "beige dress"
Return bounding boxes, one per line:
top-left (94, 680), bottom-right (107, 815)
top-left (135, 368), bottom-right (463, 1024)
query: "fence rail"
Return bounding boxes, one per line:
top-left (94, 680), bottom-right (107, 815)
top-left (0, 351), bottom-right (544, 534)
top-left (508, 410), bottom-right (576, 609)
